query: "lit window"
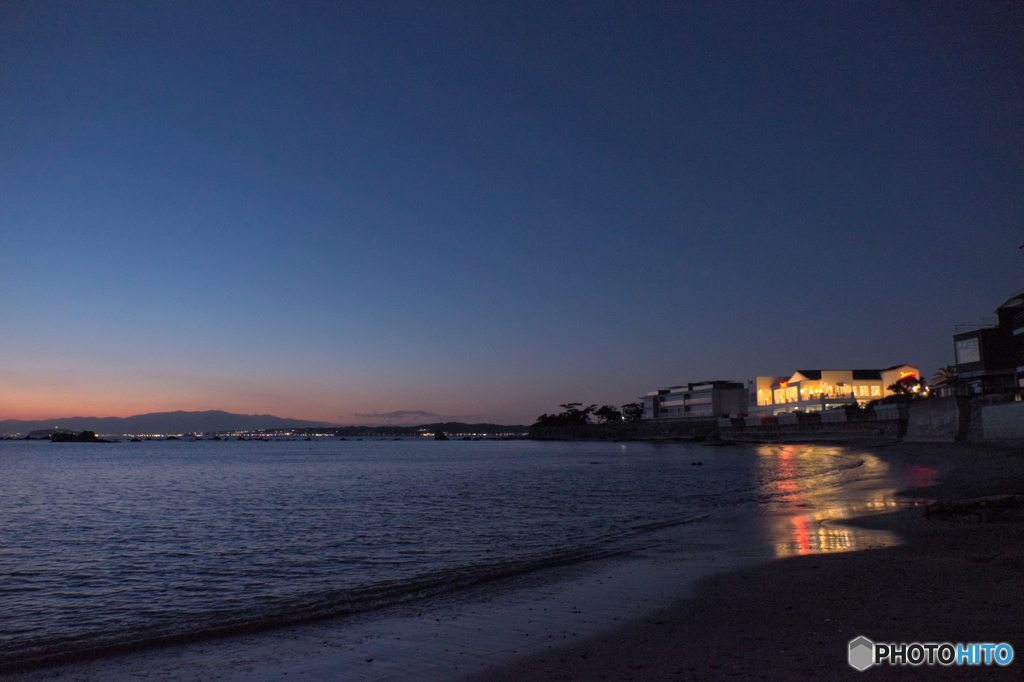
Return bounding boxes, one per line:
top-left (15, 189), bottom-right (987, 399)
top-left (871, 386), bottom-right (881, 396)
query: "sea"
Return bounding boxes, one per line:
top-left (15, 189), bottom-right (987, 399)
top-left (0, 437), bottom-right (932, 671)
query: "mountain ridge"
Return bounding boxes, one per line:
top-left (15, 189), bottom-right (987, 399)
top-left (0, 410), bottom-right (337, 436)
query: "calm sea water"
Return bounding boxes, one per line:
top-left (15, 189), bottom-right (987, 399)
top-left (0, 438), bottom-right (891, 669)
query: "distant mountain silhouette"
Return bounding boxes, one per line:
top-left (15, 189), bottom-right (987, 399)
top-left (294, 422), bottom-right (529, 437)
top-left (0, 410), bottom-right (336, 437)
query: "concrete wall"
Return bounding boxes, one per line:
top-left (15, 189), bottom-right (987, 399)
top-left (725, 398), bottom-right (1022, 444)
top-left (720, 419), bottom-right (902, 444)
top-left (531, 398), bottom-right (1023, 443)
top-left (530, 419), bottom-right (718, 440)
top-left (635, 419), bottom-right (719, 440)
top-left (903, 397), bottom-right (966, 443)
top-left (821, 409), bottom-right (847, 423)
top-left (715, 388), bottom-right (751, 418)
top-left (874, 404), bottom-right (906, 421)
top-left (982, 401), bottom-right (1024, 441)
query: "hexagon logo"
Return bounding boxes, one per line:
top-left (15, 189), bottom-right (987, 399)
top-left (848, 636), bottom-right (875, 671)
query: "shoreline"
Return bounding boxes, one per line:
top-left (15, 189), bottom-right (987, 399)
top-left (4, 442), bottom-right (1020, 681)
top-left (0, 507), bottom-right (780, 682)
top-left (469, 441), bottom-right (1024, 681)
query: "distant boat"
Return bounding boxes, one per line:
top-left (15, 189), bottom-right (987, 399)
top-left (434, 430), bottom-right (449, 441)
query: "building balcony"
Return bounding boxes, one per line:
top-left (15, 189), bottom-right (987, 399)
top-left (758, 396), bottom-right (860, 415)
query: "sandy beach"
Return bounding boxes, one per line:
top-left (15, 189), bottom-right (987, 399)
top-left (4, 442), bottom-right (1023, 681)
top-left (470, 442), bottom-right (1024, 681)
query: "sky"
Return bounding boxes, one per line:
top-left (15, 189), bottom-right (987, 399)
top-left (2, 1), bottom-right (1022, 425)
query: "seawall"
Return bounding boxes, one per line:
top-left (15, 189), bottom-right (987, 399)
top-left (528, 399), bottom-right (1024, 445)
top-left (719, 397), bottom-right (1024, 445)
top-left (529, 419), bottom-right (718, 441)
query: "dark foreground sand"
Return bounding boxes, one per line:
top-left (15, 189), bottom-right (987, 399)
top-left (467, 443), bottom-right (1024, 681)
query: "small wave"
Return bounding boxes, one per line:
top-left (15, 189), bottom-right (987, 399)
top-left (0, 440), bottom-right (781, 673)
top-left (0, 515), bottom-right (709, 673)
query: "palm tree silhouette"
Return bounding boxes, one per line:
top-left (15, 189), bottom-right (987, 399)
top-left (931, 365), bottom-right (958, 389)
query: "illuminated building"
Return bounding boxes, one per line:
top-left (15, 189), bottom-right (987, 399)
top-left (754, 365), bottom-right (920, 415)
top-left (642, 380), bottom-right (749, 420)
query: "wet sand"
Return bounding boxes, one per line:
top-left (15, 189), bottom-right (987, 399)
top-left (5, 443), bottom-right (1022, 681)
top-left (468, 443), bottom-right (1024, 681)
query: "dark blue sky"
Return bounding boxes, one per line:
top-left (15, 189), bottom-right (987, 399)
top-left (2, 1), bottom-right (1022, 424)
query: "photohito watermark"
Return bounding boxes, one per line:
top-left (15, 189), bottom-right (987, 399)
top-left (848, 636), bottom-right (1014, 671)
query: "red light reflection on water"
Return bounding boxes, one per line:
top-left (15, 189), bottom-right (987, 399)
top-left (773, 446), bottom-right (814, 554)
top-left (906, 463), bottom-right (938, 489)
top-left (790, 514), bottom-right (812, 555)
top-left (758, 445), bottom-right (904, 557)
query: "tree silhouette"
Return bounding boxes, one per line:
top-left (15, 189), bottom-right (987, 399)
top-left (931, 365), bottom-right (958, 389)
top-left (594, 405), bottom-right (622, 424)
top-left (533, 403), bottom-right (597, 426)
top-left (621, 402), bottom-right (643, 422)
top-left (888, 376), bottom-right (927, 397)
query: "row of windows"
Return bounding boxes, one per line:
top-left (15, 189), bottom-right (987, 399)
top-left (770, 384), bottom-right (881, 404)
top-left (659, 395), bottom-right (713, 406)
top-left (656, 406), bottom-right (713, 417)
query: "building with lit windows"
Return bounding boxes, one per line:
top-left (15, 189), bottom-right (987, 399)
top-left (642, 380), bottom-right (749, 420)
top-left (753, 365), bottom-right (920, 415)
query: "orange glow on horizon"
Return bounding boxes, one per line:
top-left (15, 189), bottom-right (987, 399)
top-left (0, 383), bottom-right (539, 426)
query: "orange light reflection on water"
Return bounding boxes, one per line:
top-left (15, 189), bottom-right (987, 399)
top-left (756, 444), bottom-right (921, 558)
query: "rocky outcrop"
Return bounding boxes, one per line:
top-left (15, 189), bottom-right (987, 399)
top-left (50, 430), bottom-right (113, 443)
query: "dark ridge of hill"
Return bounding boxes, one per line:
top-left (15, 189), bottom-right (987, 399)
top-left (421, 422), bottom-right (529, 435)
top-left (282, 422), bottom-right (529, 437)
top-left (0, 410), bottom-right (336, 437)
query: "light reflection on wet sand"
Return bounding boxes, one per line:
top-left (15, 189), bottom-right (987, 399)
top-left (756, 444), bottom-right (936, 558)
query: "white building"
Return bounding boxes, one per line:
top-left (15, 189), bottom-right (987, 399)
top-left (642, 381), bottom-right (749, 420)
top-left (753, 365), bottom-right (920, 415)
